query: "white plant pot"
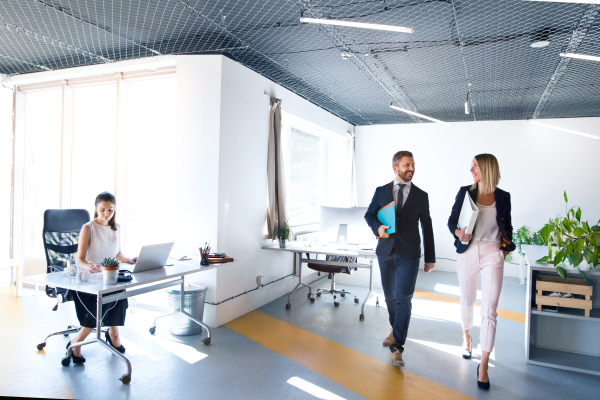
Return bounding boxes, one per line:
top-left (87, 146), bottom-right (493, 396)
top-left (522, 244), bottom-right (589, 269)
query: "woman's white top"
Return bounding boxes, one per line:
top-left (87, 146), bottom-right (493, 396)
top-left (472, 202), bottom-right (501, 245)
top-left (83, 221), bottom-right (120, 264)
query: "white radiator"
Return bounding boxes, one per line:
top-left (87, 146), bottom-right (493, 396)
top-left (22, 258), bottom-right (47, 278)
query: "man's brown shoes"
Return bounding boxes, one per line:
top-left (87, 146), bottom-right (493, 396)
top-left (383, 330), bottom-right (394, 346)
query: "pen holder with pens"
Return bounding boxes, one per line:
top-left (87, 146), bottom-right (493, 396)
top-left (200, 245), bottom-right (211, 266)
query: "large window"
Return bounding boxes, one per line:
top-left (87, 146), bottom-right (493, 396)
top-left (22, 89), bottom-right (62, 256)
top-left (282, 113), bottom-right (352, 226)
top-left (71, 84), bottom-right (118, 215)
top-left (18, 75), bottom-right (177, 258)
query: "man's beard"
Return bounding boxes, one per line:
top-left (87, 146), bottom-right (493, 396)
top-left (397, 170), bottom-right (414, 182)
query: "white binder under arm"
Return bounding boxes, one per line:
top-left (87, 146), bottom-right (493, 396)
top-left (457, 192), bottom-right (479, 245)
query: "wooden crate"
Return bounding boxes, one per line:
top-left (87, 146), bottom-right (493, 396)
top-left (535, 275), bottom-right (593, 317)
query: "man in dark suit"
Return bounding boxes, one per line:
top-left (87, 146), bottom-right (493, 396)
top-left (364, 150), bottom-right (435, 368)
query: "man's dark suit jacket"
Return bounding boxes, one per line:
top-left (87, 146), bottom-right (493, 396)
top-left (364, 181), bottom-right (435, 263)
top-left (447, 185), bottom-right (516, 254)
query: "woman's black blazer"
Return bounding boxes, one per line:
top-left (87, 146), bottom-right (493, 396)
top-left (447, 185), bottom-right (516, 254)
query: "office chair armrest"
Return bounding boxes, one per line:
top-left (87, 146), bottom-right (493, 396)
top-left (49, 265), bottom-right (65, 273)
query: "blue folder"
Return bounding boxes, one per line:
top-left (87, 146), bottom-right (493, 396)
top-left (377, 201), bottom-right (396, 235)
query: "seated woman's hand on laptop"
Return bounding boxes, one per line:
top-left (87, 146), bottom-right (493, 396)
top-left (128, 257), bottom-right (137, 264)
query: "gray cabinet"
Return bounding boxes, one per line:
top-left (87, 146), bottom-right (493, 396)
top-left (525, 264), bottom-right (600, 376)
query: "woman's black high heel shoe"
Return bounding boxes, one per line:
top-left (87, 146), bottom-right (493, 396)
top-left (66, 341), bottom-right (86, 364)
top-left (477, 364), bottom-right (490, 390)
top-left (105, 330), bottom-right (126, 354)
top-left (462, 337), bottom-right (472, 359)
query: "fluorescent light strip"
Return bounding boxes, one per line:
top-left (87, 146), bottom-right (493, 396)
top-left (528, 120), bottom-right (599, 140)
top-left (300, 17), bottom-right (414, 34)
top-left (390, 105), bottom-right (453, 127)
top-left (560, 52), bottom-right (600, 62)
top-left (527, 1), bottom-right (600, 4)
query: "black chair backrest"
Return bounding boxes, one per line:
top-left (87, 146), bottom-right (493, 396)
top-left (42, 209), bottom-right (91, 273)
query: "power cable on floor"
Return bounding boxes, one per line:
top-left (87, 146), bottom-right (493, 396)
top-left (204, 273), bottom-right (294, 306)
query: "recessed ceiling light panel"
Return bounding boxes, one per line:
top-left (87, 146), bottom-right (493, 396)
top-left (300, 17), bottom-right (414, 34)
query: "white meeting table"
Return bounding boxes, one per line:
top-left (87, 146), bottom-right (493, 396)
top-left (23, 259), bottom-right (228, 384)
top-left (262, 241), bottom-right (378, 321)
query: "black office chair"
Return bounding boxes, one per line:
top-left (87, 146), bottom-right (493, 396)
top-left (36, 209), bottom-right (96, 351)
top-left (308, 255), bottom-right (360, 307)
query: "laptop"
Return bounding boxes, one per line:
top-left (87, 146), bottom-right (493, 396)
top-left (131, 242), bottom-right (174, 273)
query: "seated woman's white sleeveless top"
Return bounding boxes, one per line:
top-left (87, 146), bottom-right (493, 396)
top-left (83, 221), bottom-right (120, 264)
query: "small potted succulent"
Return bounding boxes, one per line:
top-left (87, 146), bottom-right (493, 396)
top-left (273, 219), bottom-right (293, 249)
top-left (100, 257), bottom-right (120, 285)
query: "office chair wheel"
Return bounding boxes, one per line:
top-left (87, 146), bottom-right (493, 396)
top-left (61, 356), bottom-right (71, 367)
top-left (149, 327), bottom-right (156, 334)
top-left (354, 298), bottom-right (359, 304)
top-left (37, 343), bottom-right (46, 351)
top-left (120, 374), bottom-right (131, 384)
top-left (202, 337), bottom-right (211, 345)
top-left (334, 302), bottom-right (340, 307)
top-left (316, 293), bottom-right (321, 297)
top-left (309, 297), bottom-right (315, 303)
top-left (359, 313), bottom-right (365, 321)
top-left (340, 293), bottom-right (345, 298)
top-left (285, 303), bottom-right (291, 310)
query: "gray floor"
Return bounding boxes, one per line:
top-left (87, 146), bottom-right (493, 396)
top-left (16, 270), bottom-right (600, 400)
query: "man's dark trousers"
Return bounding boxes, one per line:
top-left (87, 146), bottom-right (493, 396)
top-left (378, 250), bottom-right (420, 353)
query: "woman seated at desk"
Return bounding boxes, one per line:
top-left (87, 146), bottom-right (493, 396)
top-left (67, 192), bottom-right (137, 364)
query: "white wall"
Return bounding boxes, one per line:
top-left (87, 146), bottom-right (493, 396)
top-left (0, 84), bottom-right (13, 287)
top-left (350, 118), bottom-right (600, 278)
top-left (210, 56), bottom-right (353, 326)
top-left (173, 55), bottom-right (353, 326)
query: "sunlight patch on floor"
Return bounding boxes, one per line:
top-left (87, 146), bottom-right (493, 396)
top-left (128, 322), bottom-right (207, 364)
top-left (287, 377), bottom-right (347, 400)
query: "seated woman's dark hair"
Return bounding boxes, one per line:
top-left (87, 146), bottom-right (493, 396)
top-left (94, 192), bottom-right (117, 231)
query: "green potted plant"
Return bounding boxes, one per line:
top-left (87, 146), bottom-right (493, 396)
top-left (515, 226), bottom-right (546, 263)
top-left (100, 257), bottom-right (120, 285)
top-left (273, 219), bottom-right (293, 249)
top-left (536, 191), bottom-right (600, 282)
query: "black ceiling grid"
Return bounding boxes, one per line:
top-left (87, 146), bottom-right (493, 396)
top-left (0, 0), bottom-right (598, 126)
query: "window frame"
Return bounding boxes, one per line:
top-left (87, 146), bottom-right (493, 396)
top-left (281, 111), bottom-right (352, 227)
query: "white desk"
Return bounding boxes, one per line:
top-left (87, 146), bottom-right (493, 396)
top-left (23, 259), bottom-right (228, 384)
top-left (262, 242), bottom-right (378, 321)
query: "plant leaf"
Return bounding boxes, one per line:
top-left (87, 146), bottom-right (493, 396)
top-left (574, 227), bottom-right (584, 237)
top-left (553, 251), bottom-right (565, 267)
top-left (563, 218), bottom-right (572, 233)
top-left (576, 267), bottom-right (590, 285)
top-left (573, 252), bottom-right (584, 267)
top-left (541, 225), bottom-right (551, 244)
top-left (576, 207), bottom-right (581, 222)
top-left (566, 242), bottom-right (573, 255)
top-left (583, 222), bottom-right (589, 234)
top-left (556, 266), bottom-right (567, 280)
top-left (564, 191), bottom-right (568, 203)
top-left (584, 250), bottom-right (593, 264)
top-left (591, 226), bottom-right (600, 232)
top-left (575, 238), bottom-right (584, 252)
top-left (593, 247), bottom-right (599, 266)
top-left (536, 256), bottom-right (550, 263)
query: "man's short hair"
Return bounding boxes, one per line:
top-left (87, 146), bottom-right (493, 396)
top-left (392, 151), bottom-right (414, 166)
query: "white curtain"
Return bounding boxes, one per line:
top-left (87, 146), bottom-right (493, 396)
top-left (267, 98), bottom-right (287, 237)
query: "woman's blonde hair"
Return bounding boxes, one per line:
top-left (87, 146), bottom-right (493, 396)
top-left (471, 153), bottom-right (500, 195)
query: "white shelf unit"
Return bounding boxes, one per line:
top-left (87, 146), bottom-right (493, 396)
top-left (525, 264), bottom-right (600, 376)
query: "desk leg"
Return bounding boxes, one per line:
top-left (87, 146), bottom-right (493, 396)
top-left (149, 275), bottom-right (212, 345)
top-left (61, 293), bottom-right (133, 384)
top-left (359, 258), bottom-right (378, 321)
top-left (286, 252), bottom-right (312, 310)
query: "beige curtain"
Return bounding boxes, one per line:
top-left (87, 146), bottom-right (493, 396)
top-left (267, 97), bottom-right (286, 238)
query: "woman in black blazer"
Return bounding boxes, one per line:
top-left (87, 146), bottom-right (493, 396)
top-left (447, 154), bottom-right (515, 390)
